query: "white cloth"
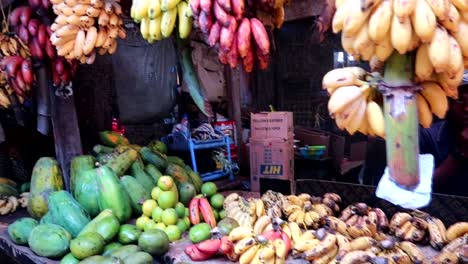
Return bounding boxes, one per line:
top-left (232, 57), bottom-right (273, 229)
top-left (376, 154), bottom-right (434, 209)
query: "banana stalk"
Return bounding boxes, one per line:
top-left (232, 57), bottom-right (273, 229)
top-left (381, 52), bottom-right (420, 190)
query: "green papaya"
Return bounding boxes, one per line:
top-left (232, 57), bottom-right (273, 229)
top-left (178, 182), bottom-right (196, 207)
top-left (0, 183), bottom-right (18, 197)
top-left (105, 148), bottom-right (139, 177)
top-left (166, 163), bottom-right (191, 185)
top-left (99, 131), bottom-right (129, 147)
top-left (167, 156), bottom-right (185, 167)
top-left (8, 217), bottom-right (38, 245)
top-left (139, 147), bottom-right (168, 171)
top-left (110, 245), bottom-right (140, 259)
top-left (28, 224), bottom-right (71, 259)
top-left (148, 140), bottom-right (167, 154)
top-left (28, 157), bottom-right (64, 219)
top-left (78, 209), bottom-right (120, 242)
top-left (102, 242), bottom-right (123, 257)
top-left (40, 211), bottom-right (56, 225)
top-left (93, 144), bottom-right (114, 154)
top-left (188, 170), bottom-right (203, 193)
top-left (120, 176), bottom-right (150, 214)
top-left (96, 166), bottom-right (132, 223)
top-left (70, 155), bottom-right (95, 195)
top-left (48, 191), bottom-right (91, 238)
top-left (144, 164), bottom-right (162, 184)
top-left (130, 162), bottom-right (155, 193)
top-left (70, 232), bottom-right (106, 260)
top-left (118, 224), bottom-right (141, 244)
top-left (61, 252), bottom-right (80, 264)
top-left (19, 182), bottom-right (30, 193)
top-left (123, 251), bottom-right (153, 264)
top-left (73, 169), bottom-right (100, 217)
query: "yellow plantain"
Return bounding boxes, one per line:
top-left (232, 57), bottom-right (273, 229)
top-left (415, 44), bottom-right (434, 81)
top-left (390, 15), bottom-right (412, 54)
top-left (446, 222), bottom-right (468, 241)
top-left (441, 4), bottom-right (460, 33)
top-left (234, 236), bottom-right (257, 255)
top-left (416, 93), bottom-right (433, 128)
top-left (368, 0), bottom-right (393, 42)
top-left (239, 244), bottom-right (260, 264)
top-left (366, 101), bottom-right (385, 138)
top-left (342, 0), bottom-right (373, 37)
top-left (375, 33), bottom-right (394, 62)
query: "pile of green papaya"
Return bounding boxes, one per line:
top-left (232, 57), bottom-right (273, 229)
top-left (7, 131), bottom-right (205, 262)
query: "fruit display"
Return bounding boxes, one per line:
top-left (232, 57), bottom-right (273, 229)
top-left (49, 0), bottom-right (126, 63)
top-left (130, 0), bottom-right (193, 42)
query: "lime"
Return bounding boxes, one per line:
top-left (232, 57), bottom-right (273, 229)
top-left (183, 217), bottom-right (190, 227)
top-left (161, 208), bottom-right (178, 226)
top-left (157, 190), bottom-right (178, 209)
top-left (142, 200), bottom-right (158, 217)
top-left (176, 218), bottom-right (189, 233)
top-left (201, 182), bottom-right (217, 197)
top-left (165, 225), bottom-right (182, 242)
top-left (144, 221), bottom-right (158, 232)
top-left (154, 222), bottom-right (167, 232)
top-left (213, 209), bottom-right (219, 221)
top-left (136, 215), bottom-right (151, 230)
top-left (151, 207), bottom-right (164, 223)
top-left (175, 202), bottom-right (186, 218)
top-left (157, 176), bottom-right (174, 191)
top-left (219, 209), bottom-right (226, 219)
top-left (151, 187), bottom-right (162, 200)
top-left (210, 194), bottom-right (224, 209)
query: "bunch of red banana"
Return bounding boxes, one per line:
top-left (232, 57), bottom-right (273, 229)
top-left (52, 57), bottom-right (78, 87)
top-left (27, 0), bottom-right (52, 12)
top-left (185, 235), bottom-right (238, 261)
top-left (190, 0), bottom-right (272, 72)
top-left (9, 6), bottom-right (56, 61)
top-left (49, 0), bottom-right (126, 64)
top-left (189, 197), bottom-right (217, 228)
top-left (0, 56), bottom-right (34, 99)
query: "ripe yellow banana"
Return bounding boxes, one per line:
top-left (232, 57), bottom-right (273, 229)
top-left (353, 23), bottom-right (375, 61)
top-left (322, 68), bottom-right (367, 94)
top-left (255, 199), bottom-right (265, 218)
top-left (410, 0), bottom-right (436, 43)
top-left (427, 216), bottom-right (447, 250)
top-left (303, 233), bottom-right (337, 260)
top-left (368, 0), bottom-right (393, 42)
top-left (235, 236), bottom-right (257, 254)
top-left (398, 241), bottom-right (426, 264)
top-left (375, 33), bottom-right (394, 62)
top-left (453, 20), bottom-right (468, 57)
top-left (342, 0), bottom-right (373, 37)
top-left (140, 17), bottom-right (150, 40)
top-left (438, 71), bottom-right (463, 99)
top-left (390, 15), bottom-right (412, 54)
top-left (426, 0), bottom-right (450, 21)
top-left (161, 7), bottom-right (177, 38)
top-left (239, 244), bottom-right (260, 264)
top-left (447, 36), bottom-right (464, 78)
top-left (135, 0), bottom-right (151, 21)
top-left (258, 243), bottom-right (275, 262)
top-left (366, 101), bottom-right (385, 138)
top-left (328, 84), bottom-right (370, 115)
top-left (335, 97), bottom-right (365, 130)
top-left (332, 0), bottom-right (350, 33)
top-left (345, 99), bottom-right (367, 135)
top-left (253, 215), bottom-right (271, 235)
top-left (149, 17), bottom-right (162, 41)
top-left (341, 33), bottom-right (357, 56)
top-left (228, 226), bottom-right (254, 242)
top-left (147, 0), bottom-right (161, 18)
top-left (416, 93), bottom-right (433, 128)
top-left (441, 4), bottom-right (460, 33)
top-left (446, 222), bottom-right (468, 241)
top-left (415, 44), bottom-right (434, 81)
top-left (309, 244), bottom-right (338, 263)
top-left (429, 26), bottom-right (450, 73)
top-left (340, 250), bottom-right (376, 264)
top-left (336, 234), bottom-right (352, 258)
top-left (350, 236), bottom-right (377, 251)
top-left (177, 1), bottom-right (192, 39)
top-left (288, 222), bottom-right (302, 244)
top-left (273, 239), bottom-right (288, 264)
top-left (393, 0), bottom-right (416, 20)
top-left (293, 239), bottom-right (321, 252)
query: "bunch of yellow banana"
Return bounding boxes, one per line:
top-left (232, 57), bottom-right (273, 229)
top-left (131, 0), bottom-right (192, 43)
top-left (427, 216), bottom-right (448, 250)
top-left (50, 0), bottom-right (126, 64)
top-left (389, 212), bottom-right (428, 243)
top-left (446, 222), bottom-right (468, 242)
top-left (261, 190), bottom-right (286, 219)
top-left (223, 193), bottom-right (258, 228)
top-left (335, 203), bottom-right (389, 240)
top-left (0, 86), bottom-right (12, 109)
top-left (291, 228), bottom-right (340, 263)
top-left (323, 66), bottom-right (387, 138)
top-left (433, 233), bottom-right (467, 264)
top-left (0, 192), bottom-right (29, 215)
top-left (0, 33), bottom-right (31, 59)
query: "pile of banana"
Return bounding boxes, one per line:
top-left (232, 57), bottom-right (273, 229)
top-left (323, 66), bottom-right (449, 137)
top-left (0, 192), bottom-right (29, 215)
top-left (131, 0), bottom-right (192, 42)
top-left (223, 193), bottom-right (263, 228)
top-left (282, 193), bottom-right (341, 229)
top-left (50, 0), bottom-right (126, 64)
top-left (228, 226), bottom-right (290, 264)
top-left (0, 56), bottom-right (34, 100)
top-left (333, 0), bottom-right (468, 97)
top-left (389, 212), bottom-right (430, 244)
top-left (261, 190), bottom-right (286, 219)
top-left (433, 232), bottom-right (467, 264)
top-left (0, 33), bottom-right (31, 59)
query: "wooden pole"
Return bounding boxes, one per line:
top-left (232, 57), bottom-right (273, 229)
top-left (382, 52), bottom-right (420, 190)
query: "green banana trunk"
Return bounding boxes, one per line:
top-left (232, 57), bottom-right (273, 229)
top-left (382, 52), bottom-right (420, 190)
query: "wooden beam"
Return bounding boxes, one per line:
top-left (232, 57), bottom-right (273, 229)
top-left (284, 0), bottom-right (325, 21)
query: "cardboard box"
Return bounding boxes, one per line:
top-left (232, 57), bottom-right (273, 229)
top-left (251, 112), bottom-right (294, 139)
top-left (250, 138), bottom-right (294, 192)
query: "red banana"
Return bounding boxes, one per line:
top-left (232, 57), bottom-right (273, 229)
top-left (60, 69), bottom-right (70, 83)
top-left (198, 197), bottom-right (217, 228)
top-left (213, 1), bottom-right (231, 27)
top-left (237, 18), bottom-right (251, 58)
top-left (15, 71), bottom-right (27, 92)
top-left (45, 39), bottom-right (56, 59)
top-left (208, 22), bottom-right (221, 47)
top-left (190, 0), bottom-right (201, 16)
top-left (20, 7), bottom-right (33, 26)
top-left (29, 38), bottom-right (43, 60)
top-left (41, 0), bottom-right (51, 10)
top-left (21, 59), bottom-right (34, 85)
top-left (4, 56), bottom-right (24, 77)
top-left (185, 244), bottom-right (214, 261)
top-left (227, 34), bottom-right (239, 68)
top-left (10, 79), bottom-right (25, 97)
top-left (18, 25), bottom-right (29, 44)
top-left (219, 236), bottom-right (234, 255)
top-left (37, 24), bottom-right (47, 47)
top-left (218, 48), bottom-right (228, 64)
top-left (216, 0), bottom-right (231, 12)
top-left (28, 0), bottom-right (41, 9)
top-left (52, 67), bottom-right (61, 86)
top-left (198, 11), bottom-right (213, 34)
top-left (200, 0), bottom-right (211, 13)
top-left (9, 7), bottom-right (25, 26)
top-left (242, 44), bottom-right (254, 72)
top-left (257, 52), bottom-right (270, 70)
top-left (220, 17), bottom-right (237, 51)
top-left (196, 238), bottom-right (221, 255)
top-left (231, 0), bottom-right (245, 20)
top-left (28, 19), bottom-right (40, 36)
top-left (250, 18), bottom-right (270, 55)
top-left (55, 59), bottom-right (65, 75)
top-left (189, 198), bottom-right (201, 225)
top-left (262, 229), bottom-right (282, 241)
